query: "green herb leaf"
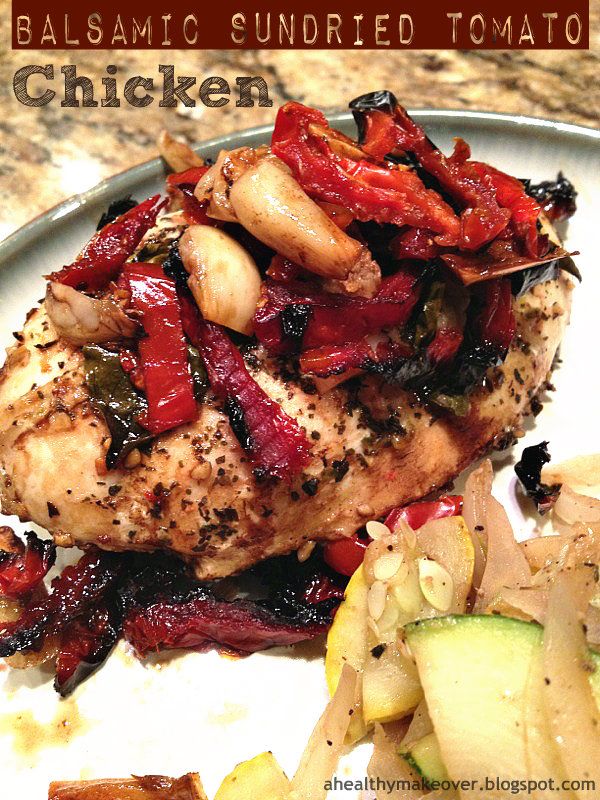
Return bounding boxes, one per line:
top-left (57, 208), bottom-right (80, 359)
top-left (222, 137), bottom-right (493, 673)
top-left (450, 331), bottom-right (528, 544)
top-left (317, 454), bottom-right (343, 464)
top-left (431, 392), bottom-right (470, 417)
top-left (187, 344), bottom-right (208, 402)
top-left (83, 344), bottom-right (153, 469)
top-left (414, 281), bottom-right (445, 347)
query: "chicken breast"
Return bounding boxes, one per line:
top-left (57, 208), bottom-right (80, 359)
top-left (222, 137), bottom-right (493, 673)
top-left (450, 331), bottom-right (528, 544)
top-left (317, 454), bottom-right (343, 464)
top-left (0, 273), bottom-right (571, 579)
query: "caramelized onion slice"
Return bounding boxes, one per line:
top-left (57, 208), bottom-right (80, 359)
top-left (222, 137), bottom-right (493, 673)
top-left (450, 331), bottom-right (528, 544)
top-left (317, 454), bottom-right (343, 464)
top-left (466, 459), bottom-right (532, 613)
top-left (289, 664), bottom-right (358, 800)
top-left (542, 453), bottom-right (600, 498)
top-left (474, 493), bottom-right (532, 613)
top-left (46, 282), bottom-right (138, 345)
top-left (367, 723), bottom-right (423, 800)
top-left (554, 486), bottom-right (600, 526)
top-left (462, 460), bottom-right (492, 594)
top-left (399, 698), bottom-right (434, 750)
top-left (543, 568), bottom-right (600, 799)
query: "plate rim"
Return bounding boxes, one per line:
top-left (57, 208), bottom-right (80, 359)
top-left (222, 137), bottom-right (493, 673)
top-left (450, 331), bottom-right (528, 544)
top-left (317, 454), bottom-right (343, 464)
top-left (1, 107), bottom-right (598, 264)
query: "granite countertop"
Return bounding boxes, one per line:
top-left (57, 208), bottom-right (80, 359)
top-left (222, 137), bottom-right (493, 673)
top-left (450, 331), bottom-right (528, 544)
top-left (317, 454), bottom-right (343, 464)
top-left (1, 8), bottom-right (598, 240)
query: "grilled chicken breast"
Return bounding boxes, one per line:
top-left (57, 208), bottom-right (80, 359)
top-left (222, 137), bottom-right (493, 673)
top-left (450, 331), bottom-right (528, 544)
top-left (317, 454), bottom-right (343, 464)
top-left (0, 273), bottom-right (571, 579)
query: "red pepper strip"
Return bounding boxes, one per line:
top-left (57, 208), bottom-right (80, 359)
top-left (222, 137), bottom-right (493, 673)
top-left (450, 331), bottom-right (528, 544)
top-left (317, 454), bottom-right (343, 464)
top-left (54, 600), bottom-right (122, 697)
top-left (255, 267), bottom-right (422, 355)
top-left (300, 341), bottom-right (374, 377)
top-left (166, 166), bottom-right (214, 226)
top-left (181, 297), bottom-right (311, 482)
top-left (323, 534), bottom-right (370, 577)
top-left (385, 495), bottom-right (464, 532)
top-left (0, 532), bottom-right (56, 599)
top-left (474, 278), bottom-right (516, 351)
top-left (471, 162), bottom-right (543, 258)
top-left (124, 264), bottom-right (197, 436)
top-left (48, 195), bottom-right (165, 291)
top-left (359, 107), bottom-right (510, 251)
top-left (323, 495), bottom-right (463, 577)
top-left (426, 327), bottom-right (464, 365)
top-left (271, 102), bottom-right (460, 241)
top-left (390, 228), bottom-right (443, 261)
top-left (0, 551), bottom-right (124, 658)
top-left (123, 591), bottom-right (330, 655)
top-left (300, 339), bottom-right (412, 378)
top-left (166, 166), bottom-right (207, 188)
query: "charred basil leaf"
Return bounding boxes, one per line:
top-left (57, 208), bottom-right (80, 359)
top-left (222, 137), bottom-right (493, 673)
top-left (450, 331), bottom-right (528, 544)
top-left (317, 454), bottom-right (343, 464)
top-left (413, 281), bottom-right (445, 347)
top-left (515, 441), bottom-right (561, 514)
top-left (560, 254), bottom-right (582, 282)
top-left (281, 304), bottom-right (312, 346)
top-left (83, 344), bottom-right (153, 469)
top-left (445, 343), bottom-right (504, 396)
top-left (187, 345), bottom-right (208, 402)
top-left (162, 239), bottom-right (188, 289)
top-left (96, 197), bottom-right (138, 230)
top-left (224, 395), bottom-right (254, 451)
top-left (349, 90), bottom-right (399, 144)
top-left (525, 172), bottom-right (577, 222)
top-left (429, 392), bottom-right (470, 417)
top-left (511, 260), bottom-right (560, 298)
top-left (54, 597), bottom-right (124, 697)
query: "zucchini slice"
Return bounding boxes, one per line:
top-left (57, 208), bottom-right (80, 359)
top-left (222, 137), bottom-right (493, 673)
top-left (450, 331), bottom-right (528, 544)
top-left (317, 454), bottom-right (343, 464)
top-left (406, 615), bottom-right (600, 798)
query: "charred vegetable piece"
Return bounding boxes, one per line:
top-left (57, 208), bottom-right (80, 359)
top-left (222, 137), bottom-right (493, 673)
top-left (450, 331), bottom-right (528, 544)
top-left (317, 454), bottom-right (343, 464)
top-left (299, 339), bottom-right (412, 378)
top-left (255, 268), bottom-right (421, 355)
top-left (515, 441), bottom-right (561, 514)
top-left (54, 598), bottom-right (123, 697)
top-left (83, 344), bottom-right (153, 469)
top-left (271, 101), bottom-right (460, 241)
top-left (187, 345), bottom-right (209, 402)
top-left (440, 239), bottom-right (575, 286)
top-left (49, 773), bottom-right (207, 800)
top-left (123, 585), bottom-right (331, 656)
top-left (166, 166), bottom-right (213, 226)
top-left (253, 549), bottom-right (347, 614)
top-left (441, 343), bottom-right (504, 399)
top-left (301, 574), bottom-right (346, 605)
top-left (48, 195), bottom-right (165, 291)
top-left (470, 162), bottom-right (543, 258)
top-left (0, 531), bottom-right (56, 599)
top-left (0, 550), bottom-right (124, 658)
top-left (526, 172), bottom-right (578, 223)
top-left (181, 296), bottom-right (311, 482)
top-left (350, 91), bottom-right (510, 250)
top-left (124, 263), bottom-right (197, 435)
top-left (96, 196), bottom-right (138, 230)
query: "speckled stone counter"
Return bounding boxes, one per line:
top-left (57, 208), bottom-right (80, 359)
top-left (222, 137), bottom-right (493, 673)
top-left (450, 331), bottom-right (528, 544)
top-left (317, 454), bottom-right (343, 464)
top-left (0, 7), bottom-right (598, 240)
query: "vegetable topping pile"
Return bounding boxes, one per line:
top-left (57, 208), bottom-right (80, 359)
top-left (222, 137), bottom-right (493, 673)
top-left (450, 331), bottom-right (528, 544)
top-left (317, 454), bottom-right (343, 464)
top-left (43, 91), bottom-right (577, 482)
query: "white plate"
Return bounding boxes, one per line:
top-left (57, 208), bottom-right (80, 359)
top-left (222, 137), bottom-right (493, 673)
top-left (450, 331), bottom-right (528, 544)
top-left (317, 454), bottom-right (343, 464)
top-left (1, 111), bottom-right (599, 798)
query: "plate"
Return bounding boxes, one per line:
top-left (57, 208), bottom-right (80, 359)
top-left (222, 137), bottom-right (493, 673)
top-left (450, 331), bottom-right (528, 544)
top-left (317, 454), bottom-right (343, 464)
top-left (1, 111), bottom-right (599, 798)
